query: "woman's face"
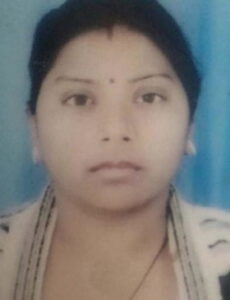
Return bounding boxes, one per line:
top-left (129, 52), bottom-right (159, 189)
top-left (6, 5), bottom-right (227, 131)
top-left (32, 26), bottom-right (190, 213)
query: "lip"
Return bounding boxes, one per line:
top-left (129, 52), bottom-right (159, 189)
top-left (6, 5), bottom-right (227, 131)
top-left (89, 161), bottom-right (142, 172)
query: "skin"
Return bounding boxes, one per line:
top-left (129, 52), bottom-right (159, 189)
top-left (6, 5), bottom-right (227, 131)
top-left (30, 26), bottom-right (191, 299)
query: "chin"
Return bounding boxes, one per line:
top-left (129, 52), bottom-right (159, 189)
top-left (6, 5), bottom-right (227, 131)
top-left (80, 190), bottom-right (155, 217)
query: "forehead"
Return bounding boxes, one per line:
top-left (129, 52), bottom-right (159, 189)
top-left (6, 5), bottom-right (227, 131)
top-left (49, 26), bottom-right (176, 81)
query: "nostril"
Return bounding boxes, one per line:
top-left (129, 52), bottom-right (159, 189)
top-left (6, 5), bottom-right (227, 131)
top-left (123, 136), bottom-right (130, 142)
top-left (102, 137), bottom-right (110, 142)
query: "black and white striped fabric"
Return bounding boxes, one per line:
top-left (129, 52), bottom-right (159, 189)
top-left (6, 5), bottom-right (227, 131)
top-left (0, 186), bottom-right (230, 300)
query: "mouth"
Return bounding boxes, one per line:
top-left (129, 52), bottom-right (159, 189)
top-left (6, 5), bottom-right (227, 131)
top-left (89, 161), bottom-right (142, 172)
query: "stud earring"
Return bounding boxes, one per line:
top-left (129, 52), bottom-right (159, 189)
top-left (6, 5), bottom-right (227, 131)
top-left (32, 147), bottom-right (41, 164)
top-left (185, 140), bottom-right (197, 156)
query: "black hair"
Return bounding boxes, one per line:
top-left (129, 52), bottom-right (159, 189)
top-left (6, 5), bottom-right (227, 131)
top-left (28, 0), bottom-right (201, 118)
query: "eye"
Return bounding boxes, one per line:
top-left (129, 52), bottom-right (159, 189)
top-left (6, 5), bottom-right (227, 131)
top-left (137, 92), bottom-right (166, 104)
top-left (63, 94), bottom-right (93, 106)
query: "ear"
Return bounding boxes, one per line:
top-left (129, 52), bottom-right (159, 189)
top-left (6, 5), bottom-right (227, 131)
top-left (27, 114), bottom-right (42, 164)
top-left (185, 125), bottom-right (197, 156)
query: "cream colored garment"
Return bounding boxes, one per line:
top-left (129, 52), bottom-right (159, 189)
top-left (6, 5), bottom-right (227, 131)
top-left (0, 186), bottom-right (230, 300)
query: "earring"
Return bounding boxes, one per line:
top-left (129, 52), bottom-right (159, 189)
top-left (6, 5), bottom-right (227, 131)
top-left (185, 140), bottom-right (197, 156)
top-left (32, 147), bottom-right (41, 164)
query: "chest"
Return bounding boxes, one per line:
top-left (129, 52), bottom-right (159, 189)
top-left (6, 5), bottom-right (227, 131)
top-left (41, 251), bottom-right (179, 300)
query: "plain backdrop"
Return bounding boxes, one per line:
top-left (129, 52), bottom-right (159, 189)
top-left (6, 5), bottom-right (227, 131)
top-left (1, 0), bottom-right (230, 212)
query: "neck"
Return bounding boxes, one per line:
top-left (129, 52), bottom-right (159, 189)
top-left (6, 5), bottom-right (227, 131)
top-left (52, 188), bottom-right (170, 261)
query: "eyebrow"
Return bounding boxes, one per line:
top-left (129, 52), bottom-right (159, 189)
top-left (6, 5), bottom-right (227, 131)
top-left (128, 73), bottom-right (174, 83)
top-left (54, 73), bottom-right (173, 84)
top-left (55, 76), bottom-right (95, 84)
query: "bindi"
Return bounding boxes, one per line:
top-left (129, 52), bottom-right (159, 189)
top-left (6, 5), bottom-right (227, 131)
top-left (109, 78), bottom-right (115, 84)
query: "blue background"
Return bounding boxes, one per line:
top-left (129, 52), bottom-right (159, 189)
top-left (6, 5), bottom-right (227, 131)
top-left (0, 0), bottom-right (230, 212)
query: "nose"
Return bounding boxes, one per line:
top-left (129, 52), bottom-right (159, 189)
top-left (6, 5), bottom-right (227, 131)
top-left (99, 105), bottom-right (135, 143)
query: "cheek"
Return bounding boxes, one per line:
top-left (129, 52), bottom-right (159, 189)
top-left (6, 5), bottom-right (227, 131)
top-left (142, 108), bottom-right (189, 164)
top-left (36, 113), bottom-right (94, 172)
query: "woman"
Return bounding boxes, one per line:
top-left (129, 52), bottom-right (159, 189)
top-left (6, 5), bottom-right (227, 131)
top-left (0, 0), bottom-right (230, 299)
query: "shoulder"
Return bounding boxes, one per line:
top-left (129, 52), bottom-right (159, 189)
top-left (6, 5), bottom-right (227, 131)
top-left (0, 197), bottom-right (43, 261)
top-left (0, 187), bottom-right (49, 256)
top-left (0, 185), bottom-right (54, 262)
top-left (0, 188), bottom-right (51, 299)
top-left (176, 198), bottom-right (230, 300)
top-left (0, 197), bottom-right (43, 299)
top-left (0, 187), bottom-right (51, 236)
top-left (181, 199), bottom-right (230, 225)
top-left (181, 200), bottom-right (230, 271)
top-left (0, 199), bottom-right (41, 244)
top-left (181, 201), bottom-right (230, 251)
